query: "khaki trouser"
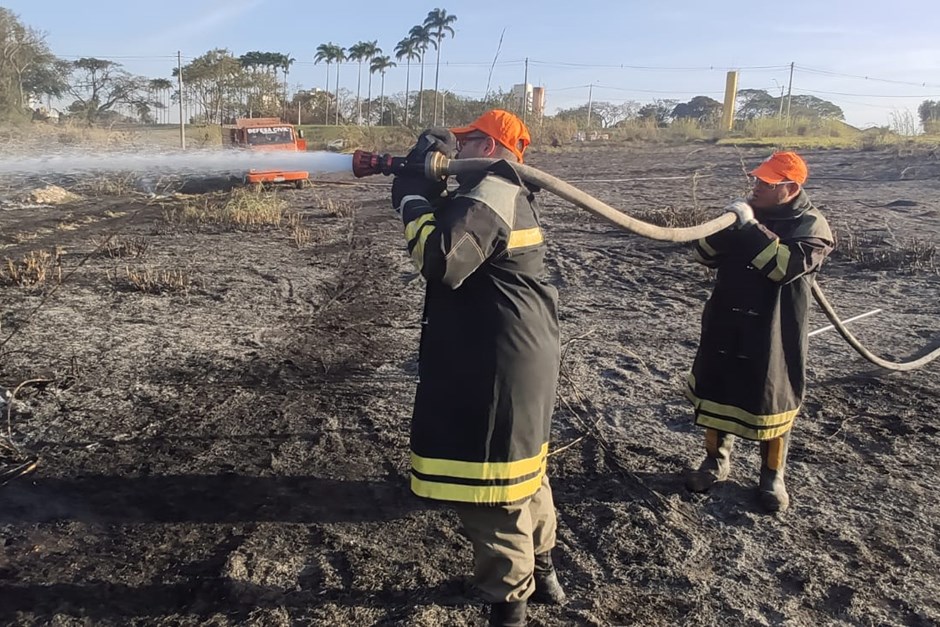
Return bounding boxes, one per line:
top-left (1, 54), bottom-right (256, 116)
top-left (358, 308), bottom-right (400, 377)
top-left (452, 473), bottom-right (557, 603)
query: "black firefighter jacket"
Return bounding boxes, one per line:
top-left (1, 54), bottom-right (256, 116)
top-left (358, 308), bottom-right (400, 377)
top-left (398, 160), bottom-right (560, 505)
top-left (687, 190), bottom-right (834, 441)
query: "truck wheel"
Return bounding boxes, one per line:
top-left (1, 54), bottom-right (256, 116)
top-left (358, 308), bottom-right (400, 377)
top-left (295, 180), bottom-right (306, 190)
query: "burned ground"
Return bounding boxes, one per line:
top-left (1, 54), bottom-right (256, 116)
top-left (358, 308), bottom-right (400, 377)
top-left (0, 144), bottom-right (938, 626)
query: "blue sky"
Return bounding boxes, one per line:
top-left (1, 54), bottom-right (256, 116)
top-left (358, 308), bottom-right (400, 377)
top-left (6, 0), bottom-right (940, 128)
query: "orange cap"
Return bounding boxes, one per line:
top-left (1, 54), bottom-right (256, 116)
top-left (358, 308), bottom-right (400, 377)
top-left (750, 151), bottom-right (808, 185)
top-left (451, 109), bottom-right (531, 163)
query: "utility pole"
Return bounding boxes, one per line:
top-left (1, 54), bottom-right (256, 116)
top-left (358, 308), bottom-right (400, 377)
top-left (586, 83), bottom-right (594, 129)
top-left (785, 61), bottom-right (794, 131)
top-left (720, 71), bottom-right (738, 133)
top-left (177, 51), bottom-right (185, 150)
top-left (522, 57), bottom-right (529, 123)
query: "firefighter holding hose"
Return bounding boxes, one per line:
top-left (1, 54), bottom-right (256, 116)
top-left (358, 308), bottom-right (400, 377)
top-left (390, 110), bottom-right (565, 627)
top-left (685, 151), bottom-right (834, 513)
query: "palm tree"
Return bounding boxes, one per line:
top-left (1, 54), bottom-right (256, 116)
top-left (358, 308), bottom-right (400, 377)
top-left (423, 8), bottom-right (457, 125)
top-left (314, 43), bottom-right (334, 124)
top-left (331, 44), bottom-right (346, 125)
top-left (358, 41), bottom-right (381, 125)
top-left (408, 24), bottom-right (433, 124)
top-left (370, 55), bottom-right (396, 126)
top-left (148, 78), bottom-right (173, 124)
top-left (240, 51), bottom-right (268, 116)
top-left (394, 37), bottom-right (421, 126)
top-left (348, 41), bottom-right (371, 125)
top-left (280, 54), bottom-right (295, 118)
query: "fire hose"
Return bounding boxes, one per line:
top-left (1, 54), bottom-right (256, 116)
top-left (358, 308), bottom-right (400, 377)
top-left (352, 150), bottom-right (940, 371)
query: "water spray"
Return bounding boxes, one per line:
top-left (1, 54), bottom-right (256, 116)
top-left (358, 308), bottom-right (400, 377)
top-left (0, 149), bottom-right (354, 179)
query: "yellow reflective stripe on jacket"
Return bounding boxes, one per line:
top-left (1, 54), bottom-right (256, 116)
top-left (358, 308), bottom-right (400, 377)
top-left (698, 237), bottom-right (719, 258)
top-left (411, 467), bottom-right (545, 503)
top-left (685, 374), bottom-right (798, 441)
top-left (405, 212), bottom-right (435, 242)
top-left (507, 227), bottom-right (544, 250)
top-left (411, 442), bottom-right (548, 480)
top-left (404, 213), bottom-right (436, 272)
top-left (751, 240), bottom-right (793, 282)
top-left (693, 248), bottom-right (719, 267)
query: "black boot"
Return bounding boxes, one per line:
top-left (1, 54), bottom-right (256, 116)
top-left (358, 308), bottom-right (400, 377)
top-left (530, 551), bottom-right (567, 605)
top-left (759, 431), bottom-right (791, 512)
top-left (686, 428), bottom-right (735, 492)
top-left (489, 600), bottom-right (527, 627)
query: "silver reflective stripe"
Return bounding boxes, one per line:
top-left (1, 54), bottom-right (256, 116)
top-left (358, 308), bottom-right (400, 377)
top-left (457, 176), bottom-right (519, 227)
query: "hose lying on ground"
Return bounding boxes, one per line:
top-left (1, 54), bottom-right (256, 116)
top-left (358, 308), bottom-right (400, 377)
top-left (438, 156), bottom-right (940, 371)
top-left (811, 282), bottom-right (940, 371)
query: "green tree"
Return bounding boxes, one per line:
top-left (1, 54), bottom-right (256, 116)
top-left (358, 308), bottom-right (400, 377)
top-left (672, 95), bottom-right (722, 124)
top-left (637, 100), bottom-right (676, 127)
top-left (788, 94), bottom-right (843, 119)
top-left (0, 8), bottom-right (66, 119)
top-left (174, 49), bottom-right (243, 124)
top-left (370, 55), bottom-right (396, 125)
top-left (556, 101), bottom-right (637, 128)
top-left (423, 8), bottom-right (457, 125)
top-left (918, 100), bottom-right (940, 133)
top-left (66, 57), bottom-right (153, 124)
top-left (737, 89), bottom-right (843, 121)
top-left (394, 36), bottom-right (421, 125)
top-left (736, 89), bottom-right (779, 120)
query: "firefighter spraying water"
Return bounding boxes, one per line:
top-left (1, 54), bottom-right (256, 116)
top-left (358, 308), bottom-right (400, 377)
top-left (348, 134), bottom-right (940, 369)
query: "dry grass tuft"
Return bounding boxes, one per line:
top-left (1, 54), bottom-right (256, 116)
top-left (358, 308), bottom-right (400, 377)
top-left (0, 248), bottom-right (63, 288)
top-left (638, 204), bottom-right (716, 229)
top-left (166, 187), bottom-right (287, 228)
top-left (311, 192), bottom-right (356, 218)
top-left (11, 231), bottom-right (40, 244)
top-left (834, 229), bottom-right (937, 273)
top-left (287, 212), bottom-right (312, 248)
top-left (72, 173), bottom-right (138, 197)
top-left (120, 266), bottom-right (193, 294)
top-left (93, 235), bottom-right (149, 258)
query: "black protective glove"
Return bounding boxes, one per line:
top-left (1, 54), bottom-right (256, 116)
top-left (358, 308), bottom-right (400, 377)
top-left (392, 175), bottom-right (446, 211)
top-left (391, 127), bottom-right (457, 211)
top-left (406, 127), bottom-right (458, 162)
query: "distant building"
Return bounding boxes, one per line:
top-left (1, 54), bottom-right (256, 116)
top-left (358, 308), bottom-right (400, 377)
top-left (532, 87), bottom-right (546, 118)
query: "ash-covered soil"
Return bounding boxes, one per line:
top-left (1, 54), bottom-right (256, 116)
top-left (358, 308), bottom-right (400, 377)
top-left (0, 144), bottom-right (938, 626)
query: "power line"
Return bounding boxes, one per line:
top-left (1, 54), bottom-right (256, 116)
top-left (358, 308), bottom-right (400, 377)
top-left (529, 60), bottom-right (791, 71)
top-left (56, 54), bottom-right (180, 60)
top-left (796, 87), bottom-right (940, 99)
top-left (595, 84), bottom-right (724, 96)
top-left (795, 64), bottom-right (940, 89)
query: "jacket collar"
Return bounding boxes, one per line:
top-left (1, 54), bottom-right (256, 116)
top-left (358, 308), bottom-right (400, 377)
top-left (757, 189), bottom-right (813, 221)
top-left (455, 159), bottom-right (538, 196)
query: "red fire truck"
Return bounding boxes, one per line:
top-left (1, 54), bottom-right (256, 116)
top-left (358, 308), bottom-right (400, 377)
top-left (223, 118), bottom-right (309, 188)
